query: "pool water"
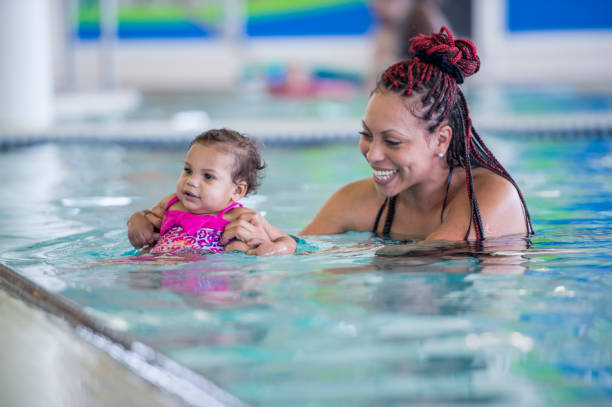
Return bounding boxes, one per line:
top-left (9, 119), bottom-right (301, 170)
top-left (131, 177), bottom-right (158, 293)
top-left (1, 137), bottom-right (611, 406)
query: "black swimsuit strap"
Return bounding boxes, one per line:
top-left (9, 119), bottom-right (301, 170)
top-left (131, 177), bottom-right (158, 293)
top-left (372, 198), bottom-right (388, 234)
top-left (382, 195), bottom-right (397, 238)
top-left (372, 196), bottom-right (396, 237)
top-left (440, 166), bottom-right (455, 223)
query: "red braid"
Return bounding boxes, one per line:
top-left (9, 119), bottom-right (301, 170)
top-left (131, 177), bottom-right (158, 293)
top-left (374, 26), bottom-right (534, 240)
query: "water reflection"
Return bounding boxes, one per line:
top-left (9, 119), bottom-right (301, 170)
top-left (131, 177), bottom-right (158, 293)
top-left (322, 235), bottom-right (531, 275)
top-left (159, 267), bottom-right (267, 309)
top-left (123, 262), bottom-right (272, 309)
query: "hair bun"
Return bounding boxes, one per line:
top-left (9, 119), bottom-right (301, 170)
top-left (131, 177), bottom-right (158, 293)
top-left (409, 26), bottom-right (480, 84)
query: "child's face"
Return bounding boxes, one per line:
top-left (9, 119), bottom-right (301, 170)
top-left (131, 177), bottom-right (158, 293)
top-left (176, 143), bottom-right (245, 215)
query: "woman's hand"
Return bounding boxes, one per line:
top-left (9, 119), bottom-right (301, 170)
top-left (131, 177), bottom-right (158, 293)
top-left (126, 194), bottom-right (172, 249)
top-left (146, 198), bottom-right (168, 231)
top-left (245, 237), bottom-right (296, 256)
top-left (127, 211), bottom-right (159, 248)
top-left (221, 209), bottom-right (266, 247)
top-left (221, 209), bottom-right (297, 256)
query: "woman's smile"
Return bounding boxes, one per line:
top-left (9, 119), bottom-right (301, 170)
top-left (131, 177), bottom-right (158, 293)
top-left (372, 167), bottom-right (398, 184)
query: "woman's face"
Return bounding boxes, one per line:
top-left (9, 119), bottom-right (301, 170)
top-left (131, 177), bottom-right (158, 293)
top-left (359, 90), bottom-right (438, 197)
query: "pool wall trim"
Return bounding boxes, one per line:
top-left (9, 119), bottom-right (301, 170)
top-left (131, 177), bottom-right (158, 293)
top-left (0, 262), bottom-right (248, 407)
top-left (1, 112), bottom-right (612, 150)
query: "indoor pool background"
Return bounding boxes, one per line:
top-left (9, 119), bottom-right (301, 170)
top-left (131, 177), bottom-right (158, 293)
top-left (1, 134), bottom-right (611, 405)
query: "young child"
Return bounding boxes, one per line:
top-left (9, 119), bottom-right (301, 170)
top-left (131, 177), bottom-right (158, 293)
top-left (127, 128), bottom-right (293, 255)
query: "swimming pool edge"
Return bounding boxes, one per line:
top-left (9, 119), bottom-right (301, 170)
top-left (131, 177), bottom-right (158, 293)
top-left (0, 262), bottom-right (248, 407)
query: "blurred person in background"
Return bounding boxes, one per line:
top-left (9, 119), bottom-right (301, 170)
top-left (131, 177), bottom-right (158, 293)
top-left (369, 0), bottom-right (453, 87)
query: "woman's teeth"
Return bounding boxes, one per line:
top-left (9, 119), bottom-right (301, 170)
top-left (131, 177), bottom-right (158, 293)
top-left (373, 169), bottom-right (397, 180)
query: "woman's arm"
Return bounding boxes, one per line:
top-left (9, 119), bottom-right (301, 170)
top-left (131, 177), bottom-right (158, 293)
top-left (221, 207), bottom-right (297, 255)
top-left (301, 179), bottom-right (381, 235)
top-left (127, 193), bottom-right (175, 248)
top-left (221, 179), bottom-right (381, 254)
top-left (249, 221), bottom-right (297, 256)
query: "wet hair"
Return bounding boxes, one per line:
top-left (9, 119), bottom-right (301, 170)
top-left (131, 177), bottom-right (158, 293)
top-left (374, 26), bottom-right (533, 240)
top-left (190, 128), bottom-right (265, 195)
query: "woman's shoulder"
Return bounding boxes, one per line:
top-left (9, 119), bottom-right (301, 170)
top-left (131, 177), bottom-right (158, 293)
top-left (471, 168), bottom-right (520, 203)
top-left (326, 178), bottom-right (386, 215)
top-left (445, 167), bottom-right (527, 237)
top-left (428, 167), bottom-right (527, 240)
top-left (334, 178), bottom-right (381, 202)
top-left (446, 167), bottom-right (515, 197)
top-left (300, 178), bottom-right (384, 235)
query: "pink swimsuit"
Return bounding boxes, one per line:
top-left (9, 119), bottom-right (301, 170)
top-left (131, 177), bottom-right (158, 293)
top-left (150, 196), bottom-right (241, 254)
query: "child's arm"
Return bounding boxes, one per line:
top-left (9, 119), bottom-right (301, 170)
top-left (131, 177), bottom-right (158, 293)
top-left (221, 208), bottom-right (297, 256)
top-left (127, 193), bottom-right (174, 248)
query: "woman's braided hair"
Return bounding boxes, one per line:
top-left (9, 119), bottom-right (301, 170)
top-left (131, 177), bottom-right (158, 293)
top-left (374, 26), bottom-right (533, 240)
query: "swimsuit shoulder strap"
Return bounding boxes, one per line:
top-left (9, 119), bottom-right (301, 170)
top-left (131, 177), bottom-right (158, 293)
top-left (382, 195), bottom-right (397, 238)
top-left (372, 198), bottom-right (388, 234)
top-left (218, 201), bottom-right (242, 218)
top-left (165, 195), bottom-right (180, 210)
top-left (372, 196), bottom-right (397, 238)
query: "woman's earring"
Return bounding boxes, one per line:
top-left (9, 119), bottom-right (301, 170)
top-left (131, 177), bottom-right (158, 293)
top-left (438, 152), bottom-right (444, 158)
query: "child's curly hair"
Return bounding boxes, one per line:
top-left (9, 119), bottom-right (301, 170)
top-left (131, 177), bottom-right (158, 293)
top-left (191, 128), bottom-right (265, 195)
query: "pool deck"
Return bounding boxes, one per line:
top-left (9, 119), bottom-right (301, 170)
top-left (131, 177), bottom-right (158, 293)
top-left (0, 263), bottom-right (248, 407)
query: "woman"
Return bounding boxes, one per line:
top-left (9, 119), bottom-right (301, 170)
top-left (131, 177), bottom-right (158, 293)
top-left (129, 27), bottom-right (533, 255)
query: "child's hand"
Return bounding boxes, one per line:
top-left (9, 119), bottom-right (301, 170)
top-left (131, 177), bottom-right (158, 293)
top-left (126, 195), bottom-right (171, 249)
top-left (127, 211), bottom-right (160, 248)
